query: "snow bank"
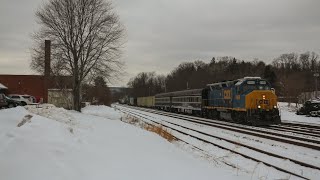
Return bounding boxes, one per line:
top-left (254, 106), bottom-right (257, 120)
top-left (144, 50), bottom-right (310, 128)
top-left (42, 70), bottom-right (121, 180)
top-left (81, 105), bottom-right (121, 120)
top-left (0, 106), bottom-right (29, 132)
top-left (25, 104), bottom-right (77, 126)
top-left (0, 106), bottom-right (247, 180)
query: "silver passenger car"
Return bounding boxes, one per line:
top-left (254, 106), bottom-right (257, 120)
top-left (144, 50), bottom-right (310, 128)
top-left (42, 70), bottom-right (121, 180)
top-left (155, 89), bottom-right (202, 115)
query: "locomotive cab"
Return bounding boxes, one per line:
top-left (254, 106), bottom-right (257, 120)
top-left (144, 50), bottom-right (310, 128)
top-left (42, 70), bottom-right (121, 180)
top-left (233, 77), bottom-right (281, 125)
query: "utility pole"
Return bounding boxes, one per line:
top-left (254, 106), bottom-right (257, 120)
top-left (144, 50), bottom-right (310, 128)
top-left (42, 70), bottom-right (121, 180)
top-left (163, 80), bottom-right (167, 93)
top-left (314, 73), bottom-right (319, 99)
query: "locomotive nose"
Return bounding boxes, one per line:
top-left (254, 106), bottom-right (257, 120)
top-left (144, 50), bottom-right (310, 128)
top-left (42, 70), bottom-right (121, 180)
top-left (257, 96), bottom-right (271, 110)
top-left (246, 90), bottom-right (278, 110)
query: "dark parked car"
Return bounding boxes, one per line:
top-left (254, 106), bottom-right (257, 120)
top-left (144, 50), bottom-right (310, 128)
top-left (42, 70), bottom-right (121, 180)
top-left (296, 100), bottom-right (320, 116)
top-left (5, 95), bottom-right (21, 108)
top-left (0, 93), bottom-right (8, 108)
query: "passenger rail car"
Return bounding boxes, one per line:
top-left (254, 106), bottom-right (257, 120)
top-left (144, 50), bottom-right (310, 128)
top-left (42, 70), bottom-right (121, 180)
top-left (155, 89), bottom-right (202, 115)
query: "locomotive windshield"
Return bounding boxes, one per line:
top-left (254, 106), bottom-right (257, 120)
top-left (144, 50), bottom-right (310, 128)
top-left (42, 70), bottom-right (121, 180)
top-left (240, 80), bottom-right (271, 93)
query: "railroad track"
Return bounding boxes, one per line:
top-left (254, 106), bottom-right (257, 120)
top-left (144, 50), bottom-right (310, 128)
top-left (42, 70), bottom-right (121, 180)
top-left (280, 121), bottom-right (320, 132)
top-left (266, 125), bottom-right (320, 138)
top-left (120, 105), bottom-right (320, 151)
top-left (117, 106), bottom-right (319, 180)
top-left (119, 105), bottom-right (320, 139)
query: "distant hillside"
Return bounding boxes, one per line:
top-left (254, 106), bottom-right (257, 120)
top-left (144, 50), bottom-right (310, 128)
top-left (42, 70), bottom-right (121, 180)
top-left (109, 87), bottom-right (132, 102)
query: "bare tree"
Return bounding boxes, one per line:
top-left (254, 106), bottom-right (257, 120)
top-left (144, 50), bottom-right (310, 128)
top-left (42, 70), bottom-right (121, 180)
top-left (82, 76), bottom-right (112, 105)
top-left (31, 0), bottom-right (125, 111)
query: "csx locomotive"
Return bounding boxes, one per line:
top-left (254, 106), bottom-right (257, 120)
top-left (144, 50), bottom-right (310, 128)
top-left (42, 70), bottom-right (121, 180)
top-left (130, 77), bottom-right (281, 126)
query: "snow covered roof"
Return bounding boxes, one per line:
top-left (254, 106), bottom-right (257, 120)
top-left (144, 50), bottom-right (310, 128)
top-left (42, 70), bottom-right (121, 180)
top-left (307, 99), bottom-right (320, 103)
top-left (206, 77), bottom-right (262, 87)
top-left (243, 76), bottom-right (261, 80)
top-left (155, 88), bottom-right (202, 97)
top-left (0, 83), bottom-right (8, 89)
top-left (48, 89), bottom-right (72, 91)
top-left (207, 81), bottom-right (234, 87)
top-left (235, 77), bottom-right (262, 86)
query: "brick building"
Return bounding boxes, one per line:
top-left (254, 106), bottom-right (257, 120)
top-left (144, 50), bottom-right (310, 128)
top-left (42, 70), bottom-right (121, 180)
top-left (0, 40), bottom-right (72, 103)
top-left (0, 75), bottom-right (72, 103)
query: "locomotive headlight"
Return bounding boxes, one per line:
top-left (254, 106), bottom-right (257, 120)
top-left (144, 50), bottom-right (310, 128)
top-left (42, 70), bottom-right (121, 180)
top-left (258, 105), bottom-right (261, 109)
top-left (274, 105), bottom-right (277, 109)
top-left (262, 95), bottom-right (266, 100)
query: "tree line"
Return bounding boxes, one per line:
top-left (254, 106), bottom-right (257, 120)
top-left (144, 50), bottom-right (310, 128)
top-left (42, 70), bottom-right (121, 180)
top-left (128, 51), bottom-right (320, 100)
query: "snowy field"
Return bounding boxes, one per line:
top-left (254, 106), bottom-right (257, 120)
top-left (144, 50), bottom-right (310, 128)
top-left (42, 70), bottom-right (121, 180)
top-left (0, 105), bottom-right (250, 180)
top-left (116, 105), bottom-right (320, 180)
top-left (279, 102), bottom-right (320, 125)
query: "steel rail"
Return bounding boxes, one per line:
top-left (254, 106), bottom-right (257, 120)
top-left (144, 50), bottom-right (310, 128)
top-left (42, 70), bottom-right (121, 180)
top-left (265, 126), bottom-right (320, 138)
top-left (125, 105), bottom-right (320, 150)
top-left (118, 107), bottom-right (311, 180)
top-left (281, 122), bottom-right (320, 130)
top-left (267, 125), bottom-right (320, 135)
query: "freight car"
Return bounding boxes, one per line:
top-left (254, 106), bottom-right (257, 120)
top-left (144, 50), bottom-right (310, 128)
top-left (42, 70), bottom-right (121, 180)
top-left (137, 96), bottom-right (155, 107)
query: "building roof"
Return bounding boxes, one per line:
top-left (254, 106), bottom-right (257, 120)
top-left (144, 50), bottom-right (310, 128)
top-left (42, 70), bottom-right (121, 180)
top-left (155, 89), bottom-right (202, 98)
top-left (0, 83), bottom-right (8, 89)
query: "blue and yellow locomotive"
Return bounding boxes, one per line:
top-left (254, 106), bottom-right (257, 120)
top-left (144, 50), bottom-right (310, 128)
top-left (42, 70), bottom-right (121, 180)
top-left (202, 77), bottom-right (280, 125)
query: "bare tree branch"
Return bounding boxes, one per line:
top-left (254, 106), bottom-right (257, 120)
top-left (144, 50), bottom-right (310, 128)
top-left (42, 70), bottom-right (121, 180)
top-left (30, 0), bottom-right (125, 111)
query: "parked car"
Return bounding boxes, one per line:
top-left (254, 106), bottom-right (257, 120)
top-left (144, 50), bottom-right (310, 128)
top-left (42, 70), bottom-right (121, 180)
top-left (0, 93), bottom-right (8, 108)
top-left (310, 110), bottom-right (320, 117)
top-left (5, 95), bottom-right (21, 108)
top-left (8, 94), bottom-right (35, 106)
top-left (296, 100), bottom-right (320, 116)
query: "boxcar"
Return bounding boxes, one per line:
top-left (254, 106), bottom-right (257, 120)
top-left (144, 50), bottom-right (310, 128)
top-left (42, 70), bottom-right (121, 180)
top-left (137, 96), bottom-right (155, 107)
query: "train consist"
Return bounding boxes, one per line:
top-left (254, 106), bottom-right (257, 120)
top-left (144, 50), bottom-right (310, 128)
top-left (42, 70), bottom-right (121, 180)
top-left (128, 77), bottom-right (281, 126)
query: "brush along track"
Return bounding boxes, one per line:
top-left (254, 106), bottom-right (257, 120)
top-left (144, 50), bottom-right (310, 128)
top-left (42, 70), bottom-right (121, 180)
top-left (120, 112), bottom-right (239, 169)
top-left (118, 107), bottom-right (315, 180)
top-left (122, 105), bottom-right (320, 151)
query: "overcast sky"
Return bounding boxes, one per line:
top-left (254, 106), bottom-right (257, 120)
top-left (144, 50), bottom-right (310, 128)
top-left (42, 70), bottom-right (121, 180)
top-left (1, 0), bottom-right (320, 86)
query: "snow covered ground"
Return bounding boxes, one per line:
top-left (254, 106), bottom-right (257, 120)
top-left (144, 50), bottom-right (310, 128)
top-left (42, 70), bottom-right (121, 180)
top-left (0, 105), bottom-right (250, 180)
top-left (116, 105), bottom-right (320, 180)
top-left (279, 102), bottom-right (320, 125)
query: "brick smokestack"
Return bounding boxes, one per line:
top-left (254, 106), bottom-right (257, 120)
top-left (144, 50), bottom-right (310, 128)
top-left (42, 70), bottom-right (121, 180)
top-left (43, 40), bottom-right (51, 103)
top-left (44, 40), bottom-right (51, 77)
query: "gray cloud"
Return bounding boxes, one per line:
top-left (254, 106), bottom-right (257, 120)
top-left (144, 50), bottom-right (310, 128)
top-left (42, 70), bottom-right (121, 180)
top-left (1, 0), bottom-right (320, 86)
top-left (0, 0), bottom-right (42, 75)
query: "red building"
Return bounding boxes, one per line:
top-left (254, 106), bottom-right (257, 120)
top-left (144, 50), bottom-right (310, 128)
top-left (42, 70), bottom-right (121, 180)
top-left (0, 75), bottom-right (72, 103)
top-left (0, 75), bottom-right (47, 102)
top-left (0, 40), bottom-right (72, 103)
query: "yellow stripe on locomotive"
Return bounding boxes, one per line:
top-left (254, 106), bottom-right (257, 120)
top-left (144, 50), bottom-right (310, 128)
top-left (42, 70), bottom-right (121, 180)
top-left (245, 90), bottom-right (278, 110)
